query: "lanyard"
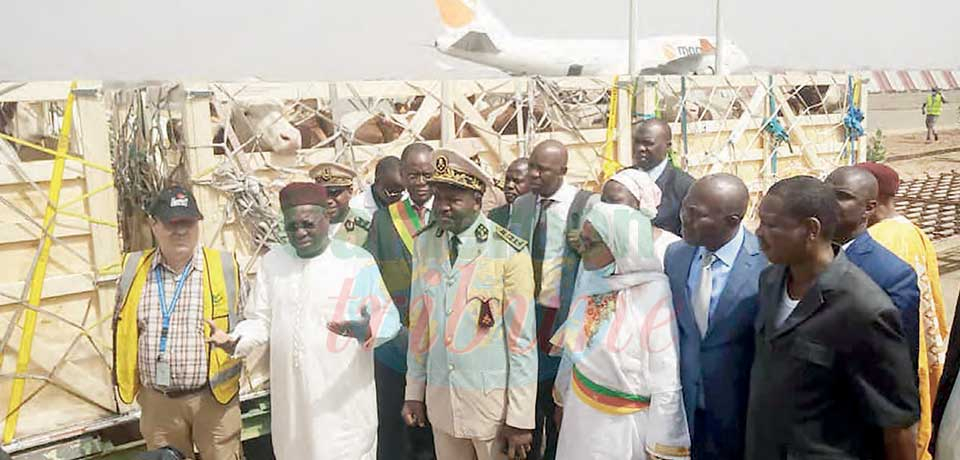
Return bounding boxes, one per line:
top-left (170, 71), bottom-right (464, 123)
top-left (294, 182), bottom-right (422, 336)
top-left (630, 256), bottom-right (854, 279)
top-left (155, 261), bottom-right (192, 358)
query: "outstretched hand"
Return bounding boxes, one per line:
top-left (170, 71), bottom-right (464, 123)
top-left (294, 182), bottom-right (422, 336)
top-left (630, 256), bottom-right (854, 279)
top-left (327, 306), bottom-right (372, 343)
top-left (205, 319), bottom-right (238, 354)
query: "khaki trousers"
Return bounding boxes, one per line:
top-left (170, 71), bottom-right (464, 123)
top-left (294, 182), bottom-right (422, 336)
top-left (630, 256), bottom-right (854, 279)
top-left (138, 386), bottom-right (242, 460)
top-left (432, 427), bottom-right (507, 460)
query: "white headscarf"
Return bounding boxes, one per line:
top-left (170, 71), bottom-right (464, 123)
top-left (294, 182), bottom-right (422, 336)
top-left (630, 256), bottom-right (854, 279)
top-left (575, 202), bottom-right (663, 296)
top-left (609, 168), bottom-right (662, 218)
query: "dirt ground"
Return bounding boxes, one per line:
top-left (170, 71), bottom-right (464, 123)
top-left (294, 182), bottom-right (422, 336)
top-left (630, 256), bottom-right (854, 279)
top-left (885, 128), bottom-right (960, 180)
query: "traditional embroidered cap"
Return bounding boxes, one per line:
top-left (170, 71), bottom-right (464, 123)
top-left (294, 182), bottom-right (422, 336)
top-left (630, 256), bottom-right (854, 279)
top-left (279, 182), bottom-right (328, 210)
top-left (309, 162), bottom-right (357, 188)
top-left (149, 185), bottom-right (203, 222)
top-left (856, 161), bottom-right (900, 197)
top-left (427, 148), bottom-right (491, 193)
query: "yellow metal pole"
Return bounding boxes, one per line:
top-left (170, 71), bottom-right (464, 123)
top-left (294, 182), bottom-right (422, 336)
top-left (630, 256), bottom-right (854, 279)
top-left (601, 76), bottom-right (622, 183)
top-left (3, 82), bottom-right (77, 443)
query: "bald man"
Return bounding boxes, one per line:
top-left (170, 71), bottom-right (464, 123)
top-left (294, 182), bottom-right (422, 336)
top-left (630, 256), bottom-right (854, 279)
top-left (488, 158), bottom-right (530, 227)
top-left (826, 166), bottom-right (920, 372)
top-left (664, 173), bottom-right (768, 460)
top-left (632, 119), bottom-right (695, 235)
top-left (507, 140), bottom-right (598, 460)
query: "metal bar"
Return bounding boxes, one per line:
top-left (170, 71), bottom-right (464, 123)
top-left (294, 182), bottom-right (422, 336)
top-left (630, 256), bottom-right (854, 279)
top-left (4, 81), bottom-right (77, 443)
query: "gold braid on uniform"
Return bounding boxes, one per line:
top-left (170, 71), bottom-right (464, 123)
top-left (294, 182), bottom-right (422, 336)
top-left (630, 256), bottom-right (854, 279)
top-left (493, 225), bottom-right (526, 251)
top-left (431, 155), bottom-right (485, 192)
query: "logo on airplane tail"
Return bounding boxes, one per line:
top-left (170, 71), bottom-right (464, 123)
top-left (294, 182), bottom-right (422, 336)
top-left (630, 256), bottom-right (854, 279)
top-left (436, 0), bottom-right (477, 28)
top-left (699, 39), bottom-right (715, 53)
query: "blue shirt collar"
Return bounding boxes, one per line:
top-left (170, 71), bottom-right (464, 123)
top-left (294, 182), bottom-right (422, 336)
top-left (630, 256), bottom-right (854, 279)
top-left (697, 224), bottom-right (745, 267)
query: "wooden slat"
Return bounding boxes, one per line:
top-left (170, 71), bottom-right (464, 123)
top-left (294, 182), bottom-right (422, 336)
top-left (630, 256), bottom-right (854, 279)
top-left (0, 161), bottom-right (83, 186)
top-left (0, 82), bottom-right (74, 102)
top-left (0, 273), bottom-right (94, 307)
top-left (685, 142), bottom-right (848, 167)
top-left (0, 217), bottom-right (90, 245)
top-left (75, 84), bottom-right (121, 302)
top-left (183, 83), bottom-right (229, 249)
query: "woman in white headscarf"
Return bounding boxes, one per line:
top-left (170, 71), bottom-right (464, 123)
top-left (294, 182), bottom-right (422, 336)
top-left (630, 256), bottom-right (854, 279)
top-left (602, 168), bottom-right (682, 267)
top-left (551, 202), bottom-right (690, 460)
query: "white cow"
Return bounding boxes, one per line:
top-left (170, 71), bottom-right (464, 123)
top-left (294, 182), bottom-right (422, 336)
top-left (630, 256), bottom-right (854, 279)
top-left (220, 99), bottom-right (301, 157)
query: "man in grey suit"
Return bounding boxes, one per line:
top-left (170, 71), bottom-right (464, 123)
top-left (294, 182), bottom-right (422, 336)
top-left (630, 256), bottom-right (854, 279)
top-left (507, 140), bottom-right (597, 460)
top-left (664, 173), bottom-right (767, 460)
top-left (747, 176), bottom-right (919, 460)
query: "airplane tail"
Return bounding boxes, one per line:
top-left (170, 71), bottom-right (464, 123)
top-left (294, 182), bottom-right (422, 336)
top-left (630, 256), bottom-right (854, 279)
top-left (435, 0), bottom-right (512, 41)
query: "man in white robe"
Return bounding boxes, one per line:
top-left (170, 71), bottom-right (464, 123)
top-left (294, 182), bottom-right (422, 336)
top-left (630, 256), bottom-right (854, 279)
top-left (208, 182), bottom-right (401, 460)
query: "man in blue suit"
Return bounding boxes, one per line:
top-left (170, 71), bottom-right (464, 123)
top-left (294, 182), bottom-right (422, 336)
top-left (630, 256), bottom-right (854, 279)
top-left (825, 166), bottom-right (920, 370)
top-left (664, 173), bottom-right (767, 460)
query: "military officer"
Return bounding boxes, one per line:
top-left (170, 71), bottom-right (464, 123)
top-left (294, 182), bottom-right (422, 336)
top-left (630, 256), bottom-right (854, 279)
top-left (310, 161), bottom-right (371, 247)
top-left (403, 149), bottom-right (538, 460)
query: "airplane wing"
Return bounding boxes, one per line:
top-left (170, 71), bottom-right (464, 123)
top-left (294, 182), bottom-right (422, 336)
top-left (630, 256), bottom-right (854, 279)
top-left (640, 53), bottom-right (714, 75)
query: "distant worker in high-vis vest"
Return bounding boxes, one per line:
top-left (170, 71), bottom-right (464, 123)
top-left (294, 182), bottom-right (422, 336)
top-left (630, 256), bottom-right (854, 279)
top-left (923, 87), bottom-right (948, 143)
top-left (112, 185), bottom-right (243, 460)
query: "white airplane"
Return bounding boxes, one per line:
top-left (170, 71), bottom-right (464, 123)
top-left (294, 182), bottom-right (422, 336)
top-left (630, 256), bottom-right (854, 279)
top-left (433, 0), bottom-right (750, 76)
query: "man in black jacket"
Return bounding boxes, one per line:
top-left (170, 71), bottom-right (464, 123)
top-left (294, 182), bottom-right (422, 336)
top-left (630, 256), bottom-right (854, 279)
top-left (748, 176), bottom-right (919, 460)
top-left (632, 119), bottom-right (694, 235)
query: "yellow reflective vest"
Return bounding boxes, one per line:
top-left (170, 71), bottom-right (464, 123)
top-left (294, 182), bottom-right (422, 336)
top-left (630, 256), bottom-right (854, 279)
top-left (113, 247), bottom-right (242, 405)
top-left (927, 94), bottom-right (944, 116)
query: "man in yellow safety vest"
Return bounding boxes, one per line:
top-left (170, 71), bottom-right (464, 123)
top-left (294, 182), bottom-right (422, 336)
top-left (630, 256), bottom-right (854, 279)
top-left (112, 185), bottom-right (243, 460)
top-left (923, 88), bottom-right (948, 143)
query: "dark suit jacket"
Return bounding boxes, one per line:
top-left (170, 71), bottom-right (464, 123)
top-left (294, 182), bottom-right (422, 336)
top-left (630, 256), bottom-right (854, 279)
top-left (844, 232), bottom-right (921, 371)
top-left (364, 205), bottom-right (414, 317)
top-left (746, 253), bottom-right (920, 460)
top-left (930, 293), bottom-right (960, 455)
top-left (653, 164), bottom-right (695, 235)
top-left (487, 203), bottom-right (510, 228)
top-left (664, 231), bottom-right (767, 460)
top-left (364, 203), bottom-right (419, 372)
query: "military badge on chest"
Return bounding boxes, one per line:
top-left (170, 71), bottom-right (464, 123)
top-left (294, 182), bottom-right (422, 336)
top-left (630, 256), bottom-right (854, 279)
top-left (470, 296), bottom-right (497, 329)
top-left (344, 219), bottom-right (355, 232)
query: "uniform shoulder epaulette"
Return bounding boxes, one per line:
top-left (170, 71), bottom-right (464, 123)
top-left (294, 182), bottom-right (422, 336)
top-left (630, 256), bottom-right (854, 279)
top-left (353, 215), bottom-right (370, 231)
top-left (413, 221), bottom-right (438, 238)
top-left (493, 225), bottom-right (527, 252)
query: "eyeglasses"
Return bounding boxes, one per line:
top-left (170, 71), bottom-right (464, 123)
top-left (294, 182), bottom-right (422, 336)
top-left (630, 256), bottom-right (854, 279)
top-left (284, 220), bottom-right (320, 233)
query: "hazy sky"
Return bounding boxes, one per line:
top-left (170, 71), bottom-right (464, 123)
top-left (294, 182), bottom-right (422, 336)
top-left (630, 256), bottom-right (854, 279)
top-left (2, 0), bottom-right (958, 81)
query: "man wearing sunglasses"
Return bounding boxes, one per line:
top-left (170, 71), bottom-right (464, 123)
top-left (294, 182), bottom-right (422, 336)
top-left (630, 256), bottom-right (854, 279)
top-left (311, 161), bottom-right (372, 247)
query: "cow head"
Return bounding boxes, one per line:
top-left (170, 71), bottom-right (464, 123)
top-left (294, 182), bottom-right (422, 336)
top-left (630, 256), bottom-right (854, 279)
top-left (227, 99), bottom-right (301, 157)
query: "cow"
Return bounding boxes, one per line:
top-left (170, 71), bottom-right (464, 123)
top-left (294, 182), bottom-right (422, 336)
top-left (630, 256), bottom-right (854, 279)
top-left (785, 85), bottom-right (845, 116)
top-left (167, 99), bottom-right (302, 158)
